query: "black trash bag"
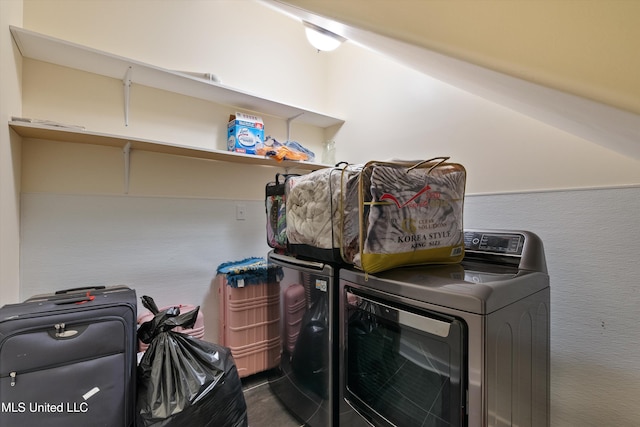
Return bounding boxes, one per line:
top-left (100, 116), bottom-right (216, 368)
top-left (136, 296), bottom-right (248, 427)
top-left (290, 292), bottom-right (329, 399)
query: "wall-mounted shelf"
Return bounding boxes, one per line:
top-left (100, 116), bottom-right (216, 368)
top-left (10, 120), bottom-right (328, 173)
top-left (9, 25), bottom-right (344, 129)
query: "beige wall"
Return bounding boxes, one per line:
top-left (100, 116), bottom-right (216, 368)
top-left (18, 0), bottom-right (640, 199)
top-left (23, 0), bottom-right (331, 117)
top-left (278, 0), bottom-right (640, 116)
top-left (0, 0), bottom-right (22, 304)
top-left (326, 42), bottom-right (640, 194)
top-left (19, 0), bottom-right (329, 200)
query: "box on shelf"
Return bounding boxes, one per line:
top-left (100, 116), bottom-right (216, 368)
top-left (227, 112), bottom-right (264, 155)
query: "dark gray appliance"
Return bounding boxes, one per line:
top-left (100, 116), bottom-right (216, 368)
top-left (339, 229), bottom-right (550, 427)
top-left (267, 251), bottom-right (340, 427)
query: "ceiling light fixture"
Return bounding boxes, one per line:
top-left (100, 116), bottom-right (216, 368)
top-left (303, 21), bottom-right (346, 52)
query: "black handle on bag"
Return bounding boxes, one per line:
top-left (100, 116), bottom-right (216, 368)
top-left (275, 172), bottom-right (300, 184)
top-left (406, 156), bottom-right (450, 173)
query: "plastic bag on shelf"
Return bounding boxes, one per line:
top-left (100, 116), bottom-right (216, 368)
top-left (258, 136), bottom-right (316, 162)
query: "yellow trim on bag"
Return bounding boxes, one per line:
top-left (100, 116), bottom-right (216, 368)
top-left (360, 246), bottom-right (465, 274)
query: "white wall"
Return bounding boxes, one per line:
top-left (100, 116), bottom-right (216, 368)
top-left (465, 187), bottom-right (640, 426)
top-left (10, 1), bottom-right (640, 426)
top-left (19, 193), bottom-right (269, 345)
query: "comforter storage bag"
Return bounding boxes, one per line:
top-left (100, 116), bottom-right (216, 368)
top-left (265, 173), bottom-right (298, 250)
top-left (285, 164), bottom-right (361, 262)
top-left (341, 157), bottom-right (466, 273)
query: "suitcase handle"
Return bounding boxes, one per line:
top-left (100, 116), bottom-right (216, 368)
top-left (54, 295), bottom-right (95, 305)
top-left (54, 286), bottom-right (106, 295)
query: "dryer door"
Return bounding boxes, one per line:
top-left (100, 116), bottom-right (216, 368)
top-left (343, 286), bottom-right (467, 427)
top-left (267, 252), bottom-right (335, 427)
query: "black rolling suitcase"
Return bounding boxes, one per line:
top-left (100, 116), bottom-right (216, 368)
top-left (0, 285), bottom-right (137, 427)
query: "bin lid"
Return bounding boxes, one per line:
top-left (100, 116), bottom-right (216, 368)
top-left (216, 257), bottom-right (282, 288)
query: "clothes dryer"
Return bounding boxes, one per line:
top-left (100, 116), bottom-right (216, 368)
top-left (267, 252), bottom-right (341, 427)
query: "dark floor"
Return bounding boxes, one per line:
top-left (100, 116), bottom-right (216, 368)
top-left (242, 370), bottom-right (303, 427)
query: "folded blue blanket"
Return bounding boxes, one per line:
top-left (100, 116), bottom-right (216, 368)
top-left (216, 257), bottom-right (282, 288)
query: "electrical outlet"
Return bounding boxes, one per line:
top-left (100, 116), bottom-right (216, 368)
top-left (236, 204), bottom-right (246, 221)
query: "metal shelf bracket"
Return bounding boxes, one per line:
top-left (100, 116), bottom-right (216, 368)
top-left (123, 66), bottom-right (132, 126)
top-left (286, 113), bottom-right (304, 141)
top-left (123, 142), bottom-right (131, 194)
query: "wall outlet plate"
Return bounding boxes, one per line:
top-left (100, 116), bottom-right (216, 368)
top-left (236, 204), bottom-right (246, 220)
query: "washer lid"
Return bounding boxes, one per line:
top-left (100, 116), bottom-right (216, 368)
top-left (341, 263), bottom-right (547, 314)
top-left (340, 229), bottom-right (549, 314)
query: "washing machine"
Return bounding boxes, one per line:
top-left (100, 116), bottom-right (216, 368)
top-left (339, 229), bottom-right (550, 427)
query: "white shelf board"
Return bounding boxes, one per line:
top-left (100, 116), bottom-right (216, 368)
top-left (9, 121), bottom-right (328, 171)
top-left (9, 26), bottom-right (344, 128)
